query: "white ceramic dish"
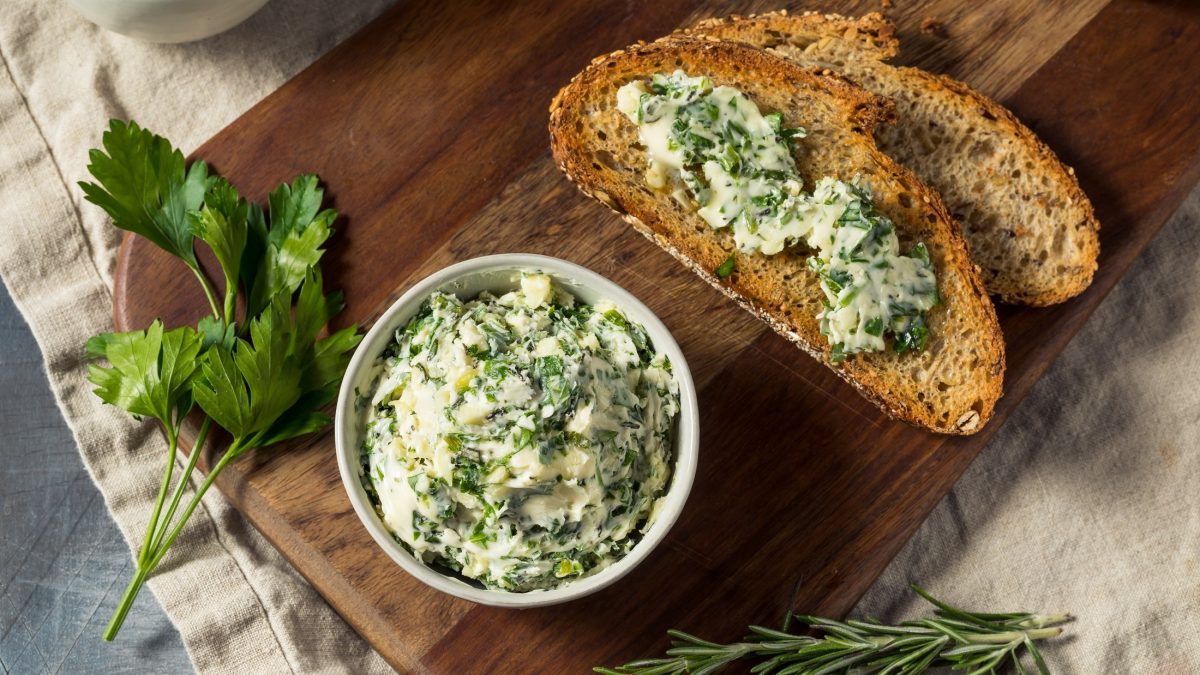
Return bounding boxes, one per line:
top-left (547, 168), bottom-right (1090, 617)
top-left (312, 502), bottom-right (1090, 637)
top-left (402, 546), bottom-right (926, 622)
top-left (66, 0), bottom-right (269, 43)
top-left (334, 254), bottom-right (699, 608)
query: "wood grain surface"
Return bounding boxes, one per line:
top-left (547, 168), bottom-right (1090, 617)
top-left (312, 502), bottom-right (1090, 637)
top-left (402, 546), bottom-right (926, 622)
top-left (111, 0), bottom-right (1200, 671)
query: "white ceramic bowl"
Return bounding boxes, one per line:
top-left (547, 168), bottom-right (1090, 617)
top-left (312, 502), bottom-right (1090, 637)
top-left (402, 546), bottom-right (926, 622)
top-left (66, 0), bottom-right (269, 43)
top-left (335, 254), bottom-right (699, 607)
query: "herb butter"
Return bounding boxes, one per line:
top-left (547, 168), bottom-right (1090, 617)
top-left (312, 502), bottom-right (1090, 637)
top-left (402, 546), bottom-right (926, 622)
top-left (360, 274), bottom-right (679, 592)
top-left (617, 71), bottom-right (939, 359)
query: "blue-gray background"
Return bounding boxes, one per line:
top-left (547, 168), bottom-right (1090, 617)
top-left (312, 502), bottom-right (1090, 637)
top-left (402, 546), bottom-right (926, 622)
top-left (0, 283), bottom-right (191, 674)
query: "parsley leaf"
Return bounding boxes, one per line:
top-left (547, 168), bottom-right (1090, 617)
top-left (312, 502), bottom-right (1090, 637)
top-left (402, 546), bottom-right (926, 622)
top-left (196, 315), bottom-right (236, 351)
top-left (255, 271), bottom-right (361, 447)
top-left (86, 320), bottom-right (203, 425)
top-left (293, 266), bottom-right (346, 350)
top-left (304, 326), bottom-right (362, 397)
top-left (79, 120), bottom-right (211, 271)
top-left (239, 203), bottom-right (269, 308)
top-left (193, 295), bottom-right (303, 442)
top-left (245, 175), bottom-right (336, 318)
top-left (190, 339), bottom-right (253, 436)
top-left (268, 173), bottom-right (324, 240)
top-left (189, 178), bottom-right (249, 319)
top-left (253, 402), bottom-right (335, 448)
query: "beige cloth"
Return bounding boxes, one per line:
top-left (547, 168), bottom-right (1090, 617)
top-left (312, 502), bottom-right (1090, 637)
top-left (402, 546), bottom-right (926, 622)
top-left (855, 189), bottom-right (1200, 674)
top-left (0, 1), bottom-right (394, 672)
top-left (0, 1), bottom-right (1196, 673)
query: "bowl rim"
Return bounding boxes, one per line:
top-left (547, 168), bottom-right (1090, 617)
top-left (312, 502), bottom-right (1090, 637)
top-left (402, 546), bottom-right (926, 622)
top-left (334, 253), bottom-right (699, 608)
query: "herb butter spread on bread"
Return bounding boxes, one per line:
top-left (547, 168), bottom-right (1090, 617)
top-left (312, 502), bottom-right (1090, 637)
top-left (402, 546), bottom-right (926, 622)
top-left (616, 71), bottom-right (938, 360)
top-left (686, 11), bottom-right (1100, 306)
top-left (549, 38), bottom-right (1004, 434)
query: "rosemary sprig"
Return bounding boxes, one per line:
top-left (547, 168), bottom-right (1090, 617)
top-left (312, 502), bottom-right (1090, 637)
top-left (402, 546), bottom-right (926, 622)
top-left (597, 585), bottom-right (1070, 675)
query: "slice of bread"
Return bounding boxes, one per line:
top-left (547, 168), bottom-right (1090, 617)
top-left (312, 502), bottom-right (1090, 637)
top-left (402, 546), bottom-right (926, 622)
top-left (686, 11), bottom-right (1100, 306)
top-left (549, 37), bottom-right (1004, 434)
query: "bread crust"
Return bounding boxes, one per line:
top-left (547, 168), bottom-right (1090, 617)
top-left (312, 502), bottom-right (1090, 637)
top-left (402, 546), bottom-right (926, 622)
top-left (689, 10), bottom-right (901, 60)
top-left (685, 11), bottom-right (1100, 306)
top-left (549, 37), bottom-right (1004, 434)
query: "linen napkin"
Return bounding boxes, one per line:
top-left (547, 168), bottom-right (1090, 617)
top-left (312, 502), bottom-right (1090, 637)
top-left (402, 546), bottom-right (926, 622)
top-left (856, 192), bottom-right (1200, 673)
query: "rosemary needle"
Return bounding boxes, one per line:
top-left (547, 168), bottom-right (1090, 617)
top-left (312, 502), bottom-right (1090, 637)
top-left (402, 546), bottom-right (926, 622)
top-left (596, 585), bottom-right (1070, 675)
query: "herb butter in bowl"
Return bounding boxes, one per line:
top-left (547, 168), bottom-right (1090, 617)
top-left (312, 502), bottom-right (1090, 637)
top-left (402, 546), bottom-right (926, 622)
top-left (335, 255), bottom-right (698, 607)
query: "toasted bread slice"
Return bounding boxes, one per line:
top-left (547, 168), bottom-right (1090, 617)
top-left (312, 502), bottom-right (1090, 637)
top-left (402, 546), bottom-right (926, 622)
top-left (549, 37), bottom-right (1004, 434)
top-left (686, 11), bottom-right (1100, 306)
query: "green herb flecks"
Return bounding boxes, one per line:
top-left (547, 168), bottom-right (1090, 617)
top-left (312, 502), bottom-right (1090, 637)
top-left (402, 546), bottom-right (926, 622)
top-left (617, 73), bottom-right (940, 361)
top-left (361, 279), bottom-right (679, 593)
top-left (715, 252), bottom-right (736, 279)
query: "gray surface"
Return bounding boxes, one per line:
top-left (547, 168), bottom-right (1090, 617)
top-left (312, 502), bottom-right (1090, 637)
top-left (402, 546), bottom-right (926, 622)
top-left (0, 285), bottom-right (192, 674)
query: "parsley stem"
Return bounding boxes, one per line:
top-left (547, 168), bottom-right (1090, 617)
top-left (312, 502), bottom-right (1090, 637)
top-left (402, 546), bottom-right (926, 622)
top-left (102, 564), bottom-right (150, 641)
top-left (146, 440), bottom-right (245, 571)
top-left (138, 423), bottom-right (178, 567)
top-left (223, 287), bottom-right (237, 327)
top-left (191, 265), bottom-right (221, 319)
top-left (150, 417), bottom-right (212, 554)
top-left (103, 419), bottom-right (217, 642)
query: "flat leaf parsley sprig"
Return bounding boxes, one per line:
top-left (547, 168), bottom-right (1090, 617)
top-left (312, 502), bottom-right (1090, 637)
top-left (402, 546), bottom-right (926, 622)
top-left (597, 585), bottom-right (1070, 675)
top-left (81, 120), bottom-right (361, 641)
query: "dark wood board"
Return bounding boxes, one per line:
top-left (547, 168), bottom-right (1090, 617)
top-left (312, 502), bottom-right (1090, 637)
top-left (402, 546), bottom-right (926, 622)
top-left (111, 1), bottom-right (1200, 671)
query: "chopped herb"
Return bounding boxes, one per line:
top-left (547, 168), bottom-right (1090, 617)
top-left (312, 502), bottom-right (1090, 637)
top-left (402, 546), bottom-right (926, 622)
top-left (715, 252), bottom-right (737, 278)
top-left (359, 274), bottom-right (680, 591)
top-left (616, 72), bottom-right (938, 361)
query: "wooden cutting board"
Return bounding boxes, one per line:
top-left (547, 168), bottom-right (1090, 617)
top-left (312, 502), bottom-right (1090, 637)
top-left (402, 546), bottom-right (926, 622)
top-left (112, 0), bottom-right (1200, 671)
